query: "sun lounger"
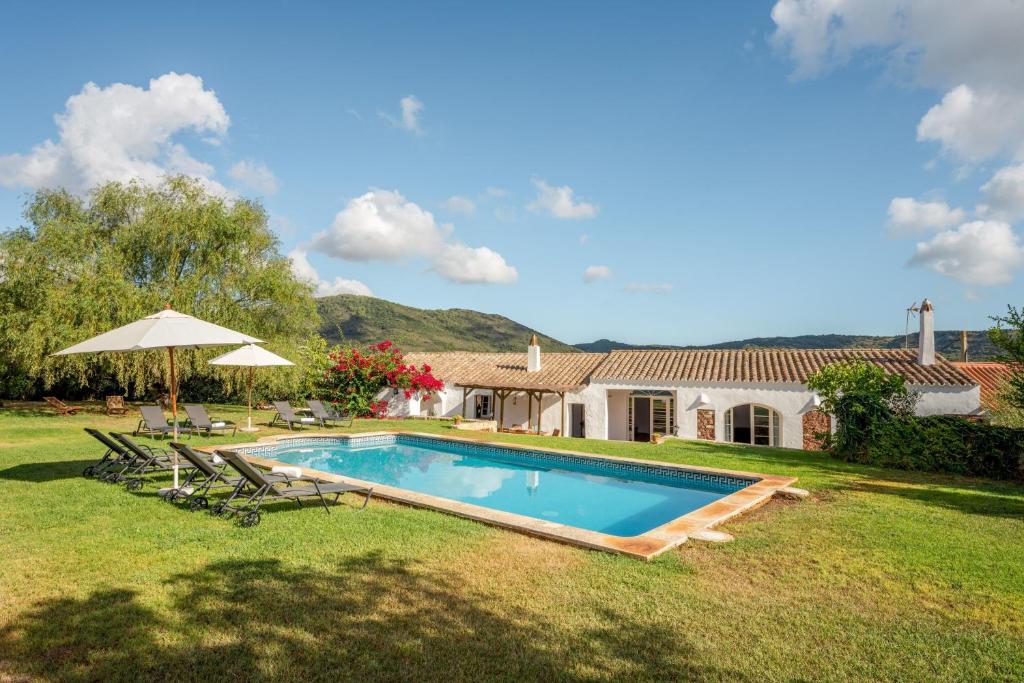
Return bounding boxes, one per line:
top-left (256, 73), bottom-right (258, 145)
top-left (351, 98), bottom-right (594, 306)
top-left (108, 432), bottom-right (193, 490)
top-left (182, 404), bottom-right (237, 437)
top-left (134, 405), bottom-right (178, 438)
top-left (44, 396), bottom-right (83, 415)
top-left (269, 401), bottom-right (318, 430)
top-left (212, 449), bottom-right (372, 526)
top-left (166, 442), bottom-right (289, 510)
top-left (105, 396), bottom-right (129, 416)
top-left (83, 428), bottom-right (136, 478)
top-left (307, 400), bottom-right (353, 427)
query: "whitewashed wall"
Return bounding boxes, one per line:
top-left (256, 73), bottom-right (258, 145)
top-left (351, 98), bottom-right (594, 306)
top-left (384, 377), bottom-right (981, 450)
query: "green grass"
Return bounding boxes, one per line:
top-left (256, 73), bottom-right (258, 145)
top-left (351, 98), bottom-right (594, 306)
top-left (1, 402), bottom-right (1022, 681)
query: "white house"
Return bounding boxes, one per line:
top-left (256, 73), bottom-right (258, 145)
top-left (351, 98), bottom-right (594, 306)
top-left (395, 301), bottom-right (982, 450)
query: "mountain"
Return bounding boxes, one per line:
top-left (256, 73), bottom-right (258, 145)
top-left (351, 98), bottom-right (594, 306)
top-left (317, 295), bottom-right (1000, 360)
top-left (574, 331), bottom-right (999, 360)
top-left (316, 295), bottom-right (577, 352)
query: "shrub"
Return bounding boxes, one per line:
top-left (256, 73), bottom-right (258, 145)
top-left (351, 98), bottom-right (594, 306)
top-left (319, 341), bottom-right (443, 418)
top-left (844, 415), bottom-right (1024, 480)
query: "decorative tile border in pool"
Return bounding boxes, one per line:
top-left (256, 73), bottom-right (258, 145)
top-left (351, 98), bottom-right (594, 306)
top-left (237, 433), bottom-right (756, 493)
top-left (215, 430), bottom-right (800, 560)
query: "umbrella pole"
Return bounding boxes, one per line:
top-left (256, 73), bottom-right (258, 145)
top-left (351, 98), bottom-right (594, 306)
top-left (168, 346), bottom-right (179, 488)
top-left (248, 366), bottom-right (254, 431)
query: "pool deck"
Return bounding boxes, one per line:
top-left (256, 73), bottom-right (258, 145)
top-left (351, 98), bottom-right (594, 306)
top-left (206, 431), bottom-right (799, 560)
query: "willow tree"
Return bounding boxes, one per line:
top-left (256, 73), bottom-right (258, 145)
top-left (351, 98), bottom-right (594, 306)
top-left (0, 176), bottom-right (319, 399)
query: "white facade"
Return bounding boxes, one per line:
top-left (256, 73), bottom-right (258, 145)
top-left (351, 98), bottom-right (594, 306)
top-left (388, 377), bottom-right (980, 450)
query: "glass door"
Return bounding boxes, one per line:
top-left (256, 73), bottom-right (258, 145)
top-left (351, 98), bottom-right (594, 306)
top-left (652, 399), bottom-right (669, 436)
top-left (753, 406), bottom-right (771, 446)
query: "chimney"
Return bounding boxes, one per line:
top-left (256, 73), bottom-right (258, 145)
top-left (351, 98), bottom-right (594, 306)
top-left (918, 298), bottom-right (935, 366)
top-left (527, 333), bottom-right (541, 372)
top-left (960, 330), bottom-right (968, 362)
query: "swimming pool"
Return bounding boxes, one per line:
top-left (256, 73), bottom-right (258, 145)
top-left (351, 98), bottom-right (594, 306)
top-left (231, 433), bottom-right (798, 558)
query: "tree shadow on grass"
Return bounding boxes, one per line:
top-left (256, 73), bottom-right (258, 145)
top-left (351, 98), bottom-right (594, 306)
top-left (848, 480), bottom-right (1024, 522)
top-left (0, 552), bottom-right (744, 682)
top-left (0, 460), bottom-right (98, 483)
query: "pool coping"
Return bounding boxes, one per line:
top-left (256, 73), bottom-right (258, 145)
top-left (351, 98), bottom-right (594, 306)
top-left (203, 431), bottom-right (797, 560)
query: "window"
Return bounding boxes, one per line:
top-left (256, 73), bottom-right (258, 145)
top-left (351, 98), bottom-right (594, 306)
top-left (725, 404), bottom-right (781, 447)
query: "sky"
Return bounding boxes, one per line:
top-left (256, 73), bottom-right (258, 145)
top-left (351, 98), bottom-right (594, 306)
top-left (1, 0), bottom-right (1023, 345)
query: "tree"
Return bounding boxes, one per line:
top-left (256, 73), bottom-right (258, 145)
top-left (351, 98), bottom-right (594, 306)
top-left (0, 176), bottom-right (319, 399)
top-left (319, 341), bottom-right (443, 417)
top-left (806, 361), bottom-right (918, 455)
top-left (989, 305), bottom-right (1024, 414)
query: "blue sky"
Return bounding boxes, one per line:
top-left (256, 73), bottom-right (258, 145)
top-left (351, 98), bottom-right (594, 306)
top-left (1, 1), bottom-right (1022, 344)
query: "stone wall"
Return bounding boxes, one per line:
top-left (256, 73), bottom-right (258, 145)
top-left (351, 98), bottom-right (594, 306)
top-left (802, 410), bottom-right (830, 450)
top-left (697, 409), bottom-right (715, 440)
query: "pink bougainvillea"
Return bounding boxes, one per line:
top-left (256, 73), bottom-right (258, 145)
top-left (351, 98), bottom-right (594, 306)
top-left (320, 341), bottom-right (443, 418)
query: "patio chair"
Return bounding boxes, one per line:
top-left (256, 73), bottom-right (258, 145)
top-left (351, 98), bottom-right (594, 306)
top-left (307, 400), bottom-right (353, 427)
top-left (212, 449), bottom-right (372, 527)
top-left (83, 428), bottom-right (135, 478)
top-left (44, 396), bottom-right (83, 416)
top-left (108, 432), bottom-right (193, 490)
top-left (165, 442), bottom-right (290, 511)
top-left (134, 405), bottom-right (178, 439)
top-left (269, 401), bottom-right (317, 430)
top-left (105, 396), bottom-right (129, 416)
top-left (183, 404), bottom-right (237, 437)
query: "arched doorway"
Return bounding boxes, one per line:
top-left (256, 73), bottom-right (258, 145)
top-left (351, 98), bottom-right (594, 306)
top-left (724, 404), bottom-right (781, 447)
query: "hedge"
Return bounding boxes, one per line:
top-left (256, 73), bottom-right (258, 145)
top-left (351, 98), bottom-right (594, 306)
top-left (833, 415), bottom-right (1024, 480)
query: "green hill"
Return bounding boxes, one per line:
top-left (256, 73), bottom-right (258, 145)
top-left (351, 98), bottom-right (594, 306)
top-left (316, 295), bottom-right (577, 352)
top-left (574, 331), bottom-right (999, 360)
top-left (317, 295), bottom-right (999, 360)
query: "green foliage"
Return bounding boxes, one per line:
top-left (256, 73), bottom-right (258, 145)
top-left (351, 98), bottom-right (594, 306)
top-left (0, 177), bottom-right (319, 399)
top-left (806, 362), bottom-right (918, 455)
top-left (318, 341), bottom-right (444, 417)
top-left (850, 416), bottom-right (1024, 480)
top-left (989, 305), bottom-right (1024, 413)
top-left (317, 294), bottom-right (577, 352)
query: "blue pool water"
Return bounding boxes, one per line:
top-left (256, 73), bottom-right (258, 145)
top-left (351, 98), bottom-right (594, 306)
top-left (258, 436), bottom-right (753, 537)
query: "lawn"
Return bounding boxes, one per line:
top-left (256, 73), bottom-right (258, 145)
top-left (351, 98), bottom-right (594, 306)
top-left (1, 402), bottom-right (1022, 681)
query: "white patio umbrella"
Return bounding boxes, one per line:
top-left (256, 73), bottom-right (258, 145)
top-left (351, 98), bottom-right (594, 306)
top-left (53, 306), bottom-right (262, 487)
top-left (208, 344), bottom-right (294, 432)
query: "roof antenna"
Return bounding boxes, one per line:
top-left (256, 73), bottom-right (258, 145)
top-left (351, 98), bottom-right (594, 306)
top-left (904, 302), bottom-right (920, 349)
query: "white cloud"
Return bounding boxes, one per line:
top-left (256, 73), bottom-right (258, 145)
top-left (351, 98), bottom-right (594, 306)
top-left (288, 248), bottom-right (373, 298)
top-left (440, 195), bottom-right (476, 215)
top-left (310, 188), bottom-right (517, 285)
top-left (583, 265), bottom-right (611, 283)
top-left (770, 1), bottom-right (1024, 88)
top-left (771, 1), bottom-right (1024, 164)
top-left (526, 178), bottom-right (598, 219)
top-left (380, 95), bottom-right (424, 133)
top-left (311, 189), bottom-right (446, 262)
top-left (625, 282), bottom-right (673, 294)
top-left (432, 243), bottom-right (518, 284)
top-left (228, 160), bottom-right (279, 195)
top-left (909, 220), bottom-right (1024, 285)
top-left (980, 163), bottom-right (1024, 221)
top-left (887, 197), bottom-right (965, 236)
top-left (0, 72), bottom-right (230, 194)
top-left (493, 206), bottom-right (516, 222)
top-left (485, 186), bottom-right (508, 198)
top-left (771, 1), bottom-right (1024, 288)
top-left (917, 85), bottom-right (1024, 162)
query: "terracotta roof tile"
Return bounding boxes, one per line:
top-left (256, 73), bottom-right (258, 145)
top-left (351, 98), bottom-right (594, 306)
top-left (404, 352), bottom-right (607, 391)
top-left (952, 362), bottom-right (1014, 407)
top-left (592, 348), bottom-right (974, 386)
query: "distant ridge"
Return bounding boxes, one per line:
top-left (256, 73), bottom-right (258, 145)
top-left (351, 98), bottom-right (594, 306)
top-left (316, 295), bottom-right (999, 360)
top-left (574, 331), bottom-right (999, 360)
top-left (316, 295), bottom-right (576, 352)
